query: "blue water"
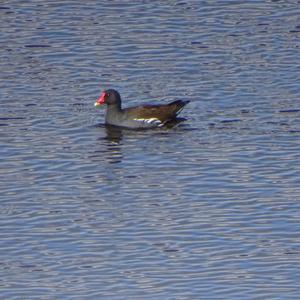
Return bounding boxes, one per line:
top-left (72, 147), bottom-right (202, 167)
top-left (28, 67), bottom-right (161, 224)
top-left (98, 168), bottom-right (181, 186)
top-left (1, 1), bottom-right (300, 299)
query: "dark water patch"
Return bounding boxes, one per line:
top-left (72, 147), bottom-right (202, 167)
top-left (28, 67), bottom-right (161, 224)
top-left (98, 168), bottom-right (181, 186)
top-left (72, 103), bottom-right (85, 106)
top-left (0, 117), bottom-right (25, 121)
top-left (289, 27), bottom-right (300, 33)
top-left (279, 109), bottom-right (300, 114)
top-left (227, 33), bottom-right (242, 37)
top-left (289, 130), bottom-right (300, 133)
top-left (220, 119), bottom-right (242, 124)
top-left (24, 44), bottom-right (52, 48)
top-left (241, 109), bottom-right (251, 114)
top-left (24, 103), bottom-right (37, 107)
top-left (191, 41), bottom-right (209, 48)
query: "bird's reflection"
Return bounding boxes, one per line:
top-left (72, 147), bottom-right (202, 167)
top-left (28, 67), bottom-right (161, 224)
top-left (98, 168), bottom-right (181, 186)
top-left (100, 125), bottom-right (124, 164)
top-left (104, 117), bottom-right (187, 141)
top-left (104, 124), bottom-right (124, 143)
top-left (95, 119), bottom-right (187, 164)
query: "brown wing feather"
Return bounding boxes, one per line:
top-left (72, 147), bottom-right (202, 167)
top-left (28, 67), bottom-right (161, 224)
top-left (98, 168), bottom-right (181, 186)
top-left (124, 100), bottom-right (189, 123)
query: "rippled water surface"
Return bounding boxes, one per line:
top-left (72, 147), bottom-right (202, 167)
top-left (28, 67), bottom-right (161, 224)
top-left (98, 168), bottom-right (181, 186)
top-left (1, 1), bottom-right (300, 299)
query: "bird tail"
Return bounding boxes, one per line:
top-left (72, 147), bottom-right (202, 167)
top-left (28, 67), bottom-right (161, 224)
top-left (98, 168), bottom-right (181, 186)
top-left (169, 100), bottom-right (190, 106)
top-left (168, 100), bottom-right (190, 115)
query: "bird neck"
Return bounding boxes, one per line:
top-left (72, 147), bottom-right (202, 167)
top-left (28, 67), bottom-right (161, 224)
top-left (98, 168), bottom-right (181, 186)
top-left (107, 103), bottom-right (122, 114)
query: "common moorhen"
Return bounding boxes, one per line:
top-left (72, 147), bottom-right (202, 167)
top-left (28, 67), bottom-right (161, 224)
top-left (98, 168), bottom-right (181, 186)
top-left (94, 89), bottom-right (189, 129)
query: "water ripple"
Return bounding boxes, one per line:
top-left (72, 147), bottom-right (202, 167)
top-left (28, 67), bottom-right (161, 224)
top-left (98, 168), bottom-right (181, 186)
top-left (1, 0), bottom-right (300, 299)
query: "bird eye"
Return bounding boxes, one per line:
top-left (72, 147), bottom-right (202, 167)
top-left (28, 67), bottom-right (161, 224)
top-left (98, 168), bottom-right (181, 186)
top-left (106, 92), bottom-right (110, 97)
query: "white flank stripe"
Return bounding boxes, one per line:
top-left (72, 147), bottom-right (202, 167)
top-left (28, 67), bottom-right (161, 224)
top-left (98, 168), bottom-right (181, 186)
top-left (133, 118), bottom-right (162, 125)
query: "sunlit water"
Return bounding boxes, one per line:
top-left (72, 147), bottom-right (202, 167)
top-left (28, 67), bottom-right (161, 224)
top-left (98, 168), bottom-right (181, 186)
top-left (1, 1), bottom-right (300, 299)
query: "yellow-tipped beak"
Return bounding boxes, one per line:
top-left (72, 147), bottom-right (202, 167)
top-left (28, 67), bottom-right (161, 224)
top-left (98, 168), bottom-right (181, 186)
top-left (95, 92), bottom-right (106, 107)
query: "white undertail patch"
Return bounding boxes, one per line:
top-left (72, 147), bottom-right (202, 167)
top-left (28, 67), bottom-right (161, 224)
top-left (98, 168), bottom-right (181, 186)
top-left (133, 118), bottom-right (163, 126)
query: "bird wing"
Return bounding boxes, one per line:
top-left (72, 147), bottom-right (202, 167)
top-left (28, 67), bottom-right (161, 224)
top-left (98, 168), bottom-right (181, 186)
top-left (124, 100), bottom-right (188, 123)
